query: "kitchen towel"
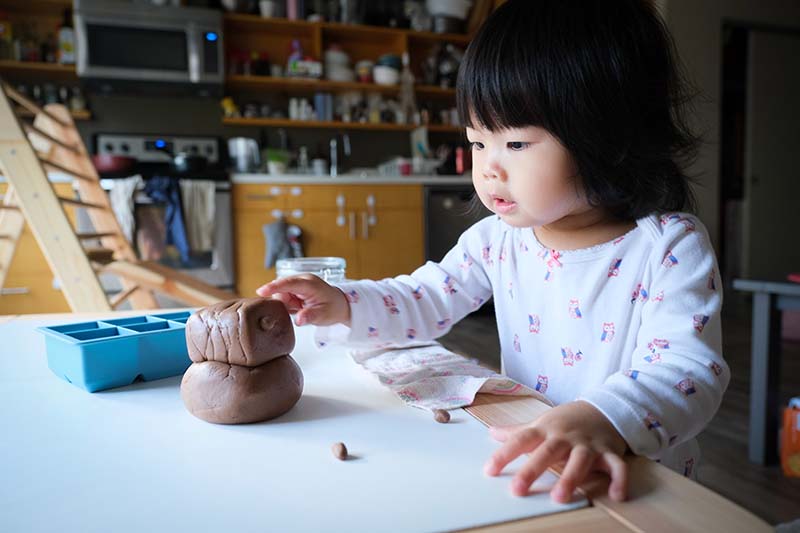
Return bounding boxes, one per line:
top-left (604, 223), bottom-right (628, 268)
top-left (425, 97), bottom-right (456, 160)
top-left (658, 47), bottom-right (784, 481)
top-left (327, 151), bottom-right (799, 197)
top-left (263, 217), bottom-right (304, 268)
top-left (317, 338), bottom-right (549, 411)
top-left (108, 175), bottom-right (143, 243)
top-left (144, 176), bottom-right (190, 264)
top-left (178, 179), bottom-right (216, 253)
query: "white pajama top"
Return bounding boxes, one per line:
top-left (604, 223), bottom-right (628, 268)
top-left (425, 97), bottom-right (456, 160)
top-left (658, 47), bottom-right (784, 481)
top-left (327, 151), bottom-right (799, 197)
top-left (318, 212), bottom-right (729, 476)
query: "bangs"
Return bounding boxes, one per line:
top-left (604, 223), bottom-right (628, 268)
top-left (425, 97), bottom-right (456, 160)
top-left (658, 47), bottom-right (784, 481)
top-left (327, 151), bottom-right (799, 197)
top-left (456, 2), bottom-right (556, 132)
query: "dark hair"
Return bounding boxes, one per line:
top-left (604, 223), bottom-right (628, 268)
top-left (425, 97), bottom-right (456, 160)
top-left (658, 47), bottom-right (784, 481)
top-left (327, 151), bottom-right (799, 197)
top-left (457, 0), bottom-right (699, 220)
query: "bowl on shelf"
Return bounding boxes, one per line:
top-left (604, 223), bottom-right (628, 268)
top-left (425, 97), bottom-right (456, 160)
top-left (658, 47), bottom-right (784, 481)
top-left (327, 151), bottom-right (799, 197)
top-left (432, 15), bottom-right (464, 34)
top-left (376, 54), bottom-right (402, 70)
top-left (327, 65), bottom-right (356, 82)
top-left (426, 0), bottom-right (472, 20)
top-left (221, 0), bottom-right (256, 13)
top-left (373, 65), bottom-right (399, 86)
top-left (324, 48), bottom-right (351, 67)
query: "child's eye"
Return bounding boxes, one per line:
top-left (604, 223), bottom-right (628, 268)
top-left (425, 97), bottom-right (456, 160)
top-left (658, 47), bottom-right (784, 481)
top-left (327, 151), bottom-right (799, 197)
top-left (469, 141), bottom-right (484, 151)
top-left (508, 142), bottom-right (530, 151)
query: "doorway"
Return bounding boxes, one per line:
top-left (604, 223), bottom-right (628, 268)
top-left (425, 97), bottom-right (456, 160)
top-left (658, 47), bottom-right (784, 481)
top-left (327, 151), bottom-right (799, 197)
top-left (720, 24), bottom-right (800, 288)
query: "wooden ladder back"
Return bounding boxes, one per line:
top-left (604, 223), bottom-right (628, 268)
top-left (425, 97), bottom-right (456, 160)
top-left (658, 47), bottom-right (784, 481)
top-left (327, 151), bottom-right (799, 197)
top-left (0, 83), bottom-right (235, 311)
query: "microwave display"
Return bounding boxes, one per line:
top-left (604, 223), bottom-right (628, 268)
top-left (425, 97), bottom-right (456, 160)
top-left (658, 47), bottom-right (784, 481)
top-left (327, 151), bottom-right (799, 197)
top-left (87, 25), bottom-right (188, 72)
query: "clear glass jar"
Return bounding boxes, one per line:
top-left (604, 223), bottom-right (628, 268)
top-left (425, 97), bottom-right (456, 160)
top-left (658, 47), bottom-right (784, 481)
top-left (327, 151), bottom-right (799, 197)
top-left (276, 257), bottom-right (346, 282)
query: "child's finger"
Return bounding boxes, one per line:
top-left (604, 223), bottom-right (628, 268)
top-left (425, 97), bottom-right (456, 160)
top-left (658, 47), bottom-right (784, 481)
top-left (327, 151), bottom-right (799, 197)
top-left (257, 275), bottom-right (322, 298)
top-left (270, 293), bottom-right (303, 314)
top-left (295, 307), bottom-right (318, 326)
top-left (596, 450), bottom-right (628, 502)
top-left (255, 284), bottom-right (271, 297)
top-left (551, 445), bottom-right (595, 502)
top-left (488, 423), bottom-right (526, 443)
top-left (484, 426), bottom-right (544, 476)
top-left (510, 438), bottom-right (570, 496)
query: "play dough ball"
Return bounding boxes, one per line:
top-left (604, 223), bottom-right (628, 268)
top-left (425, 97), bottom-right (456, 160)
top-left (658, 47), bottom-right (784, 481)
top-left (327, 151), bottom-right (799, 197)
top-left (331, 442), bottom-right (348, 460)
top-left (433, 409), bottom-right (451, 424)
top-left (181, 355), bottom-right (303, 424)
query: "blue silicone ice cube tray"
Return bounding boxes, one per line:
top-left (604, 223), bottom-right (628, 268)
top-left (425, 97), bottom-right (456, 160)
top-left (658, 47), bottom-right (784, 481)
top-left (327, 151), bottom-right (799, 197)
top-left (37, 311), bottom-right (193, 392)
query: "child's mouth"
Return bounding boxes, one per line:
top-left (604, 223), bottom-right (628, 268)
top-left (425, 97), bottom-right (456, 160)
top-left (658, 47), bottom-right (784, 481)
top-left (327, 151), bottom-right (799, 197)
top-left (492, 196), bottom-right (517, 214)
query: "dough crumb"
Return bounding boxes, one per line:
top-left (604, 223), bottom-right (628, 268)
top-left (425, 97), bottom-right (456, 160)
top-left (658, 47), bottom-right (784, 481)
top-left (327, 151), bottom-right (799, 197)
top-left (433, 409), bottom-right (450, 424)
top-left (331, 442), bottom-right (348, 460)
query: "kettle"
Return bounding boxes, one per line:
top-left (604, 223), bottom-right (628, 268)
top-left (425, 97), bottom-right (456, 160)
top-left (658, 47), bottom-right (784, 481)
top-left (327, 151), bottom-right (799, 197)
top-left (228, 137), bottom-right (261, 172)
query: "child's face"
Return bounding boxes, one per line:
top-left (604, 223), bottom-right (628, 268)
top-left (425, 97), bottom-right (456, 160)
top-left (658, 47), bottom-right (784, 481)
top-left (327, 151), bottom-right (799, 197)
top-left (466, 124), bottom-right (587, 228)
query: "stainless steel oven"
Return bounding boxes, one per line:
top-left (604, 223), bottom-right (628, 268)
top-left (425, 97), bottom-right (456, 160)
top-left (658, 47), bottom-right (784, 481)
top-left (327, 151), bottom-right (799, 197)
top-left (75, 0), bottom-right (224, 90)
top-left (77, 133), bottom-right (234, 307)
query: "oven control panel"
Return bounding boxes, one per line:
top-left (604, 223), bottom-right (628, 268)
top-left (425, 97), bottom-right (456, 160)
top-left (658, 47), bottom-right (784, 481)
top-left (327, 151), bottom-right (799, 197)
top-left (95, 134), bottom-right (220, 164)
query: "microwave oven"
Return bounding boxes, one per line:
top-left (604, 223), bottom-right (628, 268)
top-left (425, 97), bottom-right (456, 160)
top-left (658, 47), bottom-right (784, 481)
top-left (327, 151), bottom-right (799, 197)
top-left (74, 0), bottom-right (224, 92)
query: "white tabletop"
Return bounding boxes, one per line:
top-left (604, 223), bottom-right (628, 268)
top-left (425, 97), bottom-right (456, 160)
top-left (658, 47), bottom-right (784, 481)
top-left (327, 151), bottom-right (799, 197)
top-left (0, 314), bottom-right (587, 533)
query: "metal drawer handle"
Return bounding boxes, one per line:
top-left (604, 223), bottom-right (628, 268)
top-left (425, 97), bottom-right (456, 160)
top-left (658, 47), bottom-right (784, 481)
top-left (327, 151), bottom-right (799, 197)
top-left (246, 194), bottom-right (277, 200)
top-left (0, 287), bottom-right (30, 295)
top-left (349, 212), bottom-right (356, 240)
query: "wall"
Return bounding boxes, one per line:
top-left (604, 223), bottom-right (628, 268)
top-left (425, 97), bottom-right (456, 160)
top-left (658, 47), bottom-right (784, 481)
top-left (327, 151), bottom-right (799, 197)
top-left (658, 0), bottom-right (800, 249)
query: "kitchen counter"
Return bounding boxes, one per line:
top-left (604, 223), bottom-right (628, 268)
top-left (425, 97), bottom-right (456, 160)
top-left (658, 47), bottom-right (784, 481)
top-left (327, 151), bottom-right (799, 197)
top-left (232, 173), bottom-right (473, 185)
top-left (2, 173), bottom-right (473, 186)
top-left (0, 311), bottom-right (771, 533)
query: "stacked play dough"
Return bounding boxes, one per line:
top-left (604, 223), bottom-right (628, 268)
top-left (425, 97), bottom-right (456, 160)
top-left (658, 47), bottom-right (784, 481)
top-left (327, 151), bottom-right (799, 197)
top-left (180, 298), bottom-right (304, 424)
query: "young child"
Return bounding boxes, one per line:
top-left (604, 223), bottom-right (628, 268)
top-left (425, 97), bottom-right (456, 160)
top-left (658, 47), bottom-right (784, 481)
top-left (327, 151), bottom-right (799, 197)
top-left (258, 0), bottom-right (728, 504)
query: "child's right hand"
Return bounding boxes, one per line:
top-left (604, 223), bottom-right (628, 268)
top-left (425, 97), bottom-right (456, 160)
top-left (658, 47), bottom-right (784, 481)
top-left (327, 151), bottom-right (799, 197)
top-left (256, 275), bottom-right (351, 327)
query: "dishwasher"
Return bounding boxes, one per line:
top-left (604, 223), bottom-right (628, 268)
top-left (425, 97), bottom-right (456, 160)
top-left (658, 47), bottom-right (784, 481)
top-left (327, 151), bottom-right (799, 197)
top-left (424, 184), bottom-right (492, 262)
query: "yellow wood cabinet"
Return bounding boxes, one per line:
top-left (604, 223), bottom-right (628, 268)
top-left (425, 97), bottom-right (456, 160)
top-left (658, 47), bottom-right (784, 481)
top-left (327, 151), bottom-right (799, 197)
top-left (0, 182), bottom-right (77, 315)
top-left (233, 183), bottom-right (424, 297)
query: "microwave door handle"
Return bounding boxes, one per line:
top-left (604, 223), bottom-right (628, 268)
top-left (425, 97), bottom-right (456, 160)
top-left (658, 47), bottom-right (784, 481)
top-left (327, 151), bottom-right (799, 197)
top-left (74, 16), bottom-right (89, 76)
top-left (186, 24), bottom-right (200, 83)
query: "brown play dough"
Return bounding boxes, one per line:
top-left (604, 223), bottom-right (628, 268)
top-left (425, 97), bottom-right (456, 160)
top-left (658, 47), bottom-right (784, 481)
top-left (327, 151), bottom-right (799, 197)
top-left (331, 442), bottom-right (348, 461)
top-left (180, 298), bottom-right (304, 424)
top-left (181, 356), bottom-right (303, 424)
top-left (185, 297), bottom-right (295, 367)
top-left (433, 409), bottom-right (450, 424)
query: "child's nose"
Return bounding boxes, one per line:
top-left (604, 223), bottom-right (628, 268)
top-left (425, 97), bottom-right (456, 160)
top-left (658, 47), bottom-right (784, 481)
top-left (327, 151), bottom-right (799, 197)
top-left (482, 160), bottom-right (506, 181)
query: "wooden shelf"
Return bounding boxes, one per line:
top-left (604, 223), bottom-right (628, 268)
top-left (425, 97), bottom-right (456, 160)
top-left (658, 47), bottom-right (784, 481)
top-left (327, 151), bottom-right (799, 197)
top-left (222, 12), bottom-right (473, 134)
top-left (224, 13), bottom-right (317, 37)
top-left (406, 29), bottom-right (472, 46)
top-left (226, 74), bottom-right (455, 98)
top-left (223, 13), bottom-right (472, 45)
top-left (222, 117), bottom-right (461, 132)
top-left (1, 0), bottom-right (71, 13)
top-left (15, 107), bottom-right (91, 121)
top-left (226, 75), bottom-right (397, 94)
top-left (415, 85), bottom-right (457, 98)
top-left (0, 60), bottom-right (77, 79)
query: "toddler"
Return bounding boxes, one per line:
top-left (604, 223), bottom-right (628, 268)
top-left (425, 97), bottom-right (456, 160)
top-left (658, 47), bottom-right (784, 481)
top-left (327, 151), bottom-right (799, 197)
top-left (258, 0), bottom-right (728, 504)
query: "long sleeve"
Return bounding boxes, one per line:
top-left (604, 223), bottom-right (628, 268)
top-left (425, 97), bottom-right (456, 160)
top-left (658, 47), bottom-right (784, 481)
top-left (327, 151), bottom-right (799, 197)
top-left (579, 216), bottom-right (730, 458)
top-left (316, 217), bottom-right (496, 347)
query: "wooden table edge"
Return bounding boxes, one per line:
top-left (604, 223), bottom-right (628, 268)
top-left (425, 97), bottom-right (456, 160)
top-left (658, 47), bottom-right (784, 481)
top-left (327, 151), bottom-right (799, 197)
top-left (464, 393), bottom-right (771, 532)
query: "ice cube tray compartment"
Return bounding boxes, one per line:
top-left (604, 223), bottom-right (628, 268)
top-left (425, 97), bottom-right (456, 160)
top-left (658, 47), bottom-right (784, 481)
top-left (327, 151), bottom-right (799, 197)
top-left (37, 311), bottom-right (195, 393)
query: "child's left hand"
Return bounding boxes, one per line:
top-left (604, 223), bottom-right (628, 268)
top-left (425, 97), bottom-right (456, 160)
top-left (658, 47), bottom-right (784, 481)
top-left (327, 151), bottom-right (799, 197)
top-left (484, 400), bottom-right (629, 503)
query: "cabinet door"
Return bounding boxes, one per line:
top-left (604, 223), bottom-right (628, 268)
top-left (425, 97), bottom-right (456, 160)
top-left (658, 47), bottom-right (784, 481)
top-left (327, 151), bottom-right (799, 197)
top-left (234, 209), bottom-right (359, 297)
top-left (356, 208), bottom-right (424, 280)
